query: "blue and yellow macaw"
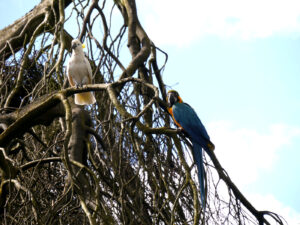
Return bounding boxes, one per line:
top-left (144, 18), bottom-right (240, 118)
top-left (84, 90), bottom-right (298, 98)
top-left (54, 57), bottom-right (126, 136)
top-left (167, 90), bottom-right (215, 208)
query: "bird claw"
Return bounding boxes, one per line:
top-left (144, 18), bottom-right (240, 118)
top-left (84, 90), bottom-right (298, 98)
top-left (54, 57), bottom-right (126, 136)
top-left (176, 127), bottom-right (184, 133)
top-left (75, 84), bottom-right (83, 88)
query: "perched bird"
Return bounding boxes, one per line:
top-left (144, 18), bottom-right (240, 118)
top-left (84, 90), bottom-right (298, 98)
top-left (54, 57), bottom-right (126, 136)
top-left (167, 90), bottom-right (215, 208)
top-left (67, 39), bottom-right (96, 105)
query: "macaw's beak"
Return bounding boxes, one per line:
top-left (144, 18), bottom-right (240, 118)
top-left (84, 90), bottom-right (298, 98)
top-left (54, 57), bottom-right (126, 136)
top-left (167, 92), bottom-right (177, 107)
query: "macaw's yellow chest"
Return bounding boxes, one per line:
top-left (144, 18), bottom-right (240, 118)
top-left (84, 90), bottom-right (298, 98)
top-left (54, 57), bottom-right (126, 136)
top-left (168, 106), bottom-right (183, 129)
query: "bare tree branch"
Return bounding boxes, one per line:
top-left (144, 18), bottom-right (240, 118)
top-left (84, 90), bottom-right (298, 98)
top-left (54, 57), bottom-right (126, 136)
top-left (0, 0), bottom-right (285, 224)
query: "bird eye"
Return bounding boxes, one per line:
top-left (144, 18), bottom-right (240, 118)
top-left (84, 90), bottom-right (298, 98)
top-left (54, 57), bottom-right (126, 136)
top-left (167, 93), bottom-right (171, 100)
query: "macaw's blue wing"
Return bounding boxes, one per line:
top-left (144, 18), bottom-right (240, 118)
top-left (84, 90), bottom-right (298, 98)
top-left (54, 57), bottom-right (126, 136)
top-left (172, 102), bottom-right (212, 208)
top-left (172, 102), bottom-right (212, 153)
top-left (192, 142), bottom-right (206, 208)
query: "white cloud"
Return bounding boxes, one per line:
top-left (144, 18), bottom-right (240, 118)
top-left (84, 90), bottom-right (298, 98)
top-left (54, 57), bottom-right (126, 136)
top-left (207, 121), bottom-right (300, 187)
top-left (137, 0), bottom-right (300, 46)
top-left (248, 193), bottom-right (300, 225)
top-left (205, 121), bottom-right (300, 224)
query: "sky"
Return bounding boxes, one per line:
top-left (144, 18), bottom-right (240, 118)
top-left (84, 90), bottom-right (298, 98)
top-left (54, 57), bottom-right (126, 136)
top-left (1, 0), bottom-right (300, 224)
top-left (136, 1), bottom-right (300, 223)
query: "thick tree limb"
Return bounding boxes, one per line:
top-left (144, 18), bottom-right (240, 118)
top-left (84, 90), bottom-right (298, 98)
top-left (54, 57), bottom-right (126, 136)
top-left (0, 0), bottom-right (72, 60)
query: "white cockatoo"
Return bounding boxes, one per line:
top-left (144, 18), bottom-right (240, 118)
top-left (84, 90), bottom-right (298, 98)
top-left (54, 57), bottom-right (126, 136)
top-left (67, 39), bottom-right (96, 105)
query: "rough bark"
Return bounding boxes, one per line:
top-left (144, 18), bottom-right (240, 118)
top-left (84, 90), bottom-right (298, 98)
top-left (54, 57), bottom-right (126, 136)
top-left (0, 0), bottom-right (285, 224)
top-left (0, 0), bottom-right (72, 60)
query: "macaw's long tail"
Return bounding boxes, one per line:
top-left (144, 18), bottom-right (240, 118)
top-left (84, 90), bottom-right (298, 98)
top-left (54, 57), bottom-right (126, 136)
top-left (192, 141), bottom-right (206, 208)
